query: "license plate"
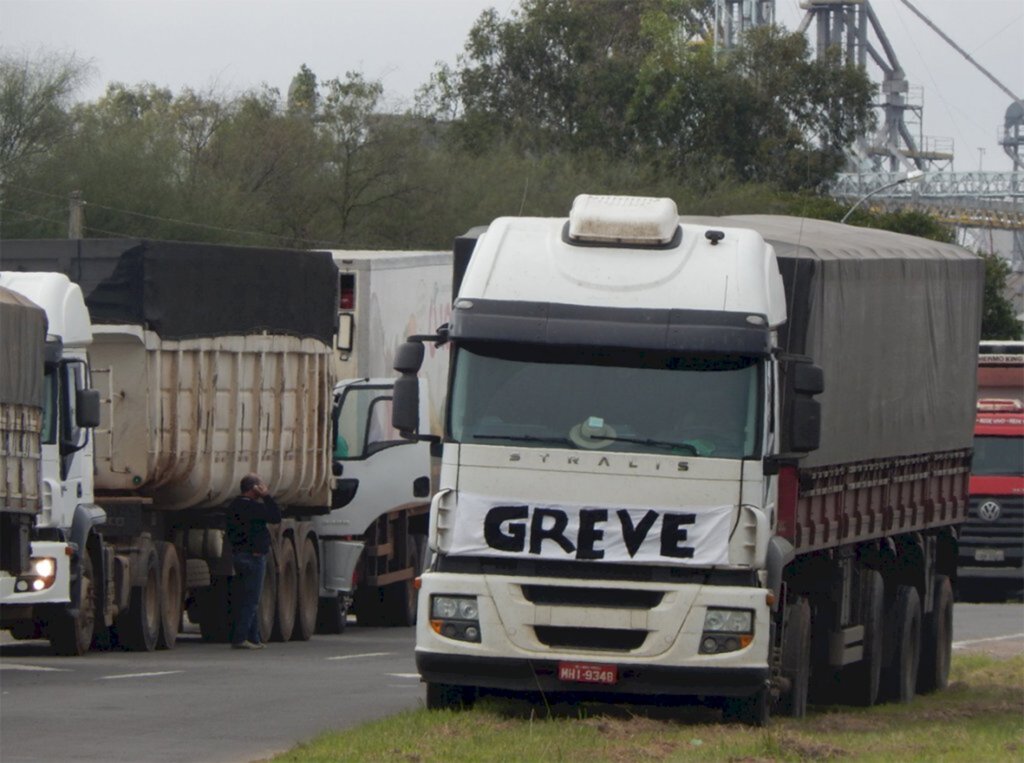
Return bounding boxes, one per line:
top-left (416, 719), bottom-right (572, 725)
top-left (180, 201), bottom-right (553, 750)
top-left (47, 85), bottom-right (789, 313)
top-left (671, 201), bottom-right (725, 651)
top-left (975, 548), bottom-right (1005, 562)
top-left (558, 661), bottom-right (618, 685)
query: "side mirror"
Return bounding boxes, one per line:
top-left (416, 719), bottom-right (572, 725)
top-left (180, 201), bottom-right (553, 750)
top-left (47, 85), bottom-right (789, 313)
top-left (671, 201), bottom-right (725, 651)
top-left (394, 341), bottom-right (425, 374)
top-left (76, 389), bottom-right (101, 429)
top-left (782, 359), bottom-right (823, 455)
top-left (392, 376), bottom-right (420, 439)
top-left (792, 363), bottom-right (824, 395)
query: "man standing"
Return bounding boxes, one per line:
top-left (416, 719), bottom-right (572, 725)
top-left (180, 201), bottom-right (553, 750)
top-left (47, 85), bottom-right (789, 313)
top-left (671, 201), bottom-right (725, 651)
top-left (225, 474), bottom-right (281, 649)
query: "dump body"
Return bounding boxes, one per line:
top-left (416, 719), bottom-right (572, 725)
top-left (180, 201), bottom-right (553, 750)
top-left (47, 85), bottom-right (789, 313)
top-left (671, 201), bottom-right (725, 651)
top-left (1, 239), bottom-right (338, 510)
top-left (0, 287), bottom-right (47, 575)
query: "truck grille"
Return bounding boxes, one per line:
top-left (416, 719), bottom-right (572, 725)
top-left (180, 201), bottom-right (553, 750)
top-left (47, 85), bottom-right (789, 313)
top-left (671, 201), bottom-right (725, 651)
top-left (521, 584), bottom-right (663, 609)
top-left (960, 495), bottom-right (1024, 568)
top-left (533, 626), bottom-right (649, 651)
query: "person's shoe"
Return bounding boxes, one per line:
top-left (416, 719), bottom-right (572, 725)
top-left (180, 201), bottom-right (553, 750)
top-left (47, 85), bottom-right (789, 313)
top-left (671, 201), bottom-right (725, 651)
top-left (251, 641), bottom-right (267, 649)
top-left (231, 641), bottom-right (260, 650)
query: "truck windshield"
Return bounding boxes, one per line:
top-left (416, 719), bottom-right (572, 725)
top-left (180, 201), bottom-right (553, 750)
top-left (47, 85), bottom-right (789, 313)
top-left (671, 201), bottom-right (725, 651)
top-left (449, 342), bottom-right (761, 458)
top-left (972, 435), bottom-right (1024, 476)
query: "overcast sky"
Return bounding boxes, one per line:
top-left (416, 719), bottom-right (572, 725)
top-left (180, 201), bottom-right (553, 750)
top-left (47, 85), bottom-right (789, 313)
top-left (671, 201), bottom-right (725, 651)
top-left (1, 0), bottom-right (1021, 172)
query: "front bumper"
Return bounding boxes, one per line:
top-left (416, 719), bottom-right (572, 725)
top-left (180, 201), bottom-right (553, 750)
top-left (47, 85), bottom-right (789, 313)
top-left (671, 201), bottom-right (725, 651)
top-left (416, 651), bottom-right (768, 698)
top-left (415, 570), bottom-right (771, 700)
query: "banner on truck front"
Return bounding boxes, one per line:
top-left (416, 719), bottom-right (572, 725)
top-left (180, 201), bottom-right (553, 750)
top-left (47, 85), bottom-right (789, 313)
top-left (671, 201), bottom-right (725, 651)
top-left (448, 493), bottom-right (733, 565)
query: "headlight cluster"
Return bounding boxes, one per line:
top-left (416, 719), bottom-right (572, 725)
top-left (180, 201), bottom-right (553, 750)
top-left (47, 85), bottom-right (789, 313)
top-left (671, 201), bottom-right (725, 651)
top-left (14, 557), bottom-right (57, 593)
top-left (700, 608), bottom-right (754, 654)
top-left (430, 595), bottom-right (481, 643)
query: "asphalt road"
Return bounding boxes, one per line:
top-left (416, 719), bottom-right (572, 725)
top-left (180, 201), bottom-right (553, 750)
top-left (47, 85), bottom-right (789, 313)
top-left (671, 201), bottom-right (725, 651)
top-left (1, 603), bottom-right (1022, 763)
top-left (0, 623), bottom-right (421, 763)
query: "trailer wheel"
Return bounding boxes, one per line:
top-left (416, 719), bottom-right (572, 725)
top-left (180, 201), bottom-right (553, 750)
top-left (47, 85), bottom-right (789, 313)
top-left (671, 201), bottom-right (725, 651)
top-left (778, 596), bottom-right (811, 718)
top-left (118, 546), bottom-right (160, 652)
top-left (272, 538), bottom-right (297, 642)
top-left (841, 568), bottom-right (885, 706)
top-left (722, 686), bottom-right (771, 727)
top-left (258, 551), bottom-right (278, 643)
top-left (156, 542), bottom-right (182, 649)
top-left (881, 584), bottom-right (921, 703)
top-left (918, 575), bottom-right (953, 694)
top-left (292, 536), bottom-right (318, 641)
top-left (49, 550), bottom-right (97, 656)
top-left (354, 586), bottom-right (385, 627)
top-left (425, 682), bottom-right (476, 711)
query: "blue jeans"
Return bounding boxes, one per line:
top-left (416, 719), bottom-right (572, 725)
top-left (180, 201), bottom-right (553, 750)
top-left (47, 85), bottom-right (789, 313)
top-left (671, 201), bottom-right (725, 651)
top-left (231, 551), bottom-right (267, 645)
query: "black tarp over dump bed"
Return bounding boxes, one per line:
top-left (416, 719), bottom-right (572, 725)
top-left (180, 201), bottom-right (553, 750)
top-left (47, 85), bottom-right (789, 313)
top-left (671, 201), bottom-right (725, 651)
top-left (682, 216), bottom-right (982, 468)
top-left (0, 286), bottom-right (46, 407)
top-left (0, 239), bottom-right (338, 344)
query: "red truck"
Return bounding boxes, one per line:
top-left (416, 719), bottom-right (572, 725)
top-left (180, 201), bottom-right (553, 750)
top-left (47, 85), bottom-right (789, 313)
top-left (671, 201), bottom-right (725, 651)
top-left (959, 342), bottom-right (1024, 598)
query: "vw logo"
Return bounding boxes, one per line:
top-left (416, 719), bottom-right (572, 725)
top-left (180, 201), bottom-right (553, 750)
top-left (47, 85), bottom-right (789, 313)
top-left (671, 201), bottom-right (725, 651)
top-left (978, 500), bottom-right (1002, 522)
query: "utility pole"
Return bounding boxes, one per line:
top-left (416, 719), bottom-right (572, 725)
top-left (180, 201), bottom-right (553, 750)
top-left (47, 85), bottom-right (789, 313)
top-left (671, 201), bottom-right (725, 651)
top-left (68, 190), bottom-right (83, 239)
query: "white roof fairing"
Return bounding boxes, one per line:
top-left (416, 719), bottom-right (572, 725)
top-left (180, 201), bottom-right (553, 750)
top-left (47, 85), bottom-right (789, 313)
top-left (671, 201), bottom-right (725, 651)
top-left (0, 271), bottom-right (92, 348)
top-left (458, 214), bottom-right (787, 328)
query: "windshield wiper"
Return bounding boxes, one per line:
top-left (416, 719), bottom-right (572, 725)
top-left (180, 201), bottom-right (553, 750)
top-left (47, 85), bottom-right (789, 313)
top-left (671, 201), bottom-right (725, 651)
top-left (588, 435), bottom-right (699, 455)
top-left (472, 433), bottom-right (576, 447)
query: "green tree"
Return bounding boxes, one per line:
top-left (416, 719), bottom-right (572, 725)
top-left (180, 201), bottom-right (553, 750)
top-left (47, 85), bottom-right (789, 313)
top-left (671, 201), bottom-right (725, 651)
top-left (980, 253), bottom-right (1022, 340)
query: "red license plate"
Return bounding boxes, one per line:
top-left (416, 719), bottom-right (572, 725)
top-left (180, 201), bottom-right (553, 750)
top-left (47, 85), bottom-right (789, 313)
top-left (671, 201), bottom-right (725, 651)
top-left (558, 661), bottom-right (618, 685)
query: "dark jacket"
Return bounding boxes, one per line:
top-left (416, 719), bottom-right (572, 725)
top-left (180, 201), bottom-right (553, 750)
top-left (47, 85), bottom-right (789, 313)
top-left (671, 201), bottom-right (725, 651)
top-left (225, 495), bottom-right (282, 555)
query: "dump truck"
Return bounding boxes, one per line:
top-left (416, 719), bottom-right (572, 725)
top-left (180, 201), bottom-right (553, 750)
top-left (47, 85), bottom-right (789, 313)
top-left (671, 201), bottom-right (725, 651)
top-left (0, 240), bottom-right (340, 653)
top-left (393, 196), bottom-right (982, 724)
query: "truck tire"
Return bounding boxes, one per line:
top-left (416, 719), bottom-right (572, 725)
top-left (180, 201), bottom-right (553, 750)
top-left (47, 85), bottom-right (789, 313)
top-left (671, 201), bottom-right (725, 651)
top-left (272, 538), bottom-right (297, 642)
top-left (117, 546), bottom-right (160, 652)
top-left (840, 568), bottom-right (885, 706)
top-left (197, 576), bottom-right (232, 642)
top-left (425, 682), bottom-right (476, 711)
top-left (316, 594), bottom-right (348, 634)
top-left (258, 552), bottom-right (277, 643)
top-left (881, 584), bottom-right (921, 703)
top-left (292, 536), bottom-right (318, 641)
top-left (722, 686), bottom-right (771, 727)
top-left (156, 541), bottom-right (182, 650)
top-left (49, 551), bottom-right (97, 656)
top-left (778, 596), bottom-right (811, 718)
top-left (918, 575), bottom-right (953, 694)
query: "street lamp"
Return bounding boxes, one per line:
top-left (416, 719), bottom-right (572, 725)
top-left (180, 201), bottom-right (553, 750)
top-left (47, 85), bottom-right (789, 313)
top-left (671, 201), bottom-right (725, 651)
top-left (840, 170), bottom-right (925, 224)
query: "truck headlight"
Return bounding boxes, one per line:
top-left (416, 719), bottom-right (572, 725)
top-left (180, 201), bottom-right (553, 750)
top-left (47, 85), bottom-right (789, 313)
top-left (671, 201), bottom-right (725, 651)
top-left (700, 608), bottom-right (754, 654)
top-left (430, 595), bottom-right (481, 643)
top-left (14, 556), bottom-right (58, 593)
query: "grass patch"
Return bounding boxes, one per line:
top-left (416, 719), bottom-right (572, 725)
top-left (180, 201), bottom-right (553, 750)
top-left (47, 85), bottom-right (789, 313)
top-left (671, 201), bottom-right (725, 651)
top-left (273, 655), bottom-right (1024, 762)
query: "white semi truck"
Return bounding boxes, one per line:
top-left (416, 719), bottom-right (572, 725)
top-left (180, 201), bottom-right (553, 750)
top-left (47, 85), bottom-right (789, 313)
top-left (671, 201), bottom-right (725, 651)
top-left (318, 251), bottom-right (451, 629)
top-left (394, 195), bottom-right (982, 723)
top-left (0, 240), bottom-right (449, 653)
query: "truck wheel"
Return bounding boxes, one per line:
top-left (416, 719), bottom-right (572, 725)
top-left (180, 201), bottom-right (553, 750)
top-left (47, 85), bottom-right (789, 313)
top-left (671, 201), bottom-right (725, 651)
top-left (838, 568), bottom-right (885, 706)
top-left (778, 596), bottom-right (811, 718)
top-left (292, 537), bottom-right (318, 641)
top-left (382, 578), bottom-right (418, 627)
top-left (918, 575), bottom-right (953, 694)
top-left (258, 552), bottom-right (278, 643)
top-left (156, 542), bottom-right (182, 649)
top-left (425, 682), bottom-right (476, 711)
top-left (722, 687), bottom-right (771, 727)
top-left (118, 546), bottom-right (160, 652)
top-left (272, 538), bottom-right (297, 642)
top-left (49, 551), bottom-right (97, 656)
top-left (198, 576), bottom-right (232, 642)
top-left (316, 594), bottom-right (348, 634)
top-left (881, 584), bottom-right (921, 703)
